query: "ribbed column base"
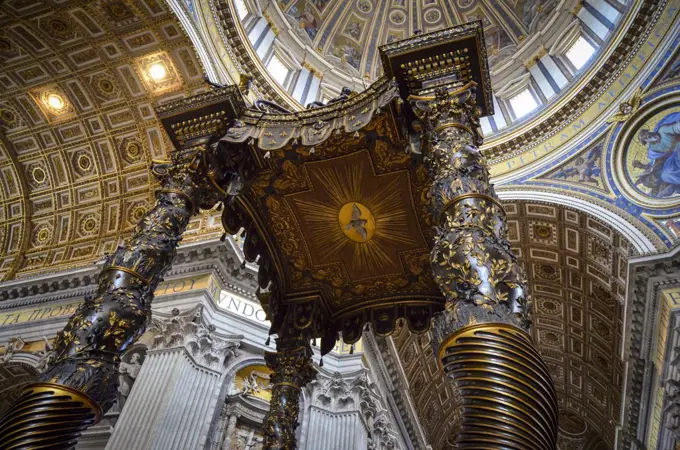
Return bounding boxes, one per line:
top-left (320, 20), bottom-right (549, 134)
top-left (0, 383), bottom-right (101, 450)
top-left (439, 323), bottom-right (559, 450)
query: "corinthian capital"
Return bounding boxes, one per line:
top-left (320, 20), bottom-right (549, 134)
top-left (409, 84), bottom-right (483, 146)
top-left (149, 307), bottom-right (244, 371)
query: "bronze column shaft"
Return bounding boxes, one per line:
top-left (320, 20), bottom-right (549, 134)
top-left (0, 149), bottom-right (229, 449)
top-left (262, 328), bottom-right (316, 450)
top-left (413, 86), bottom-right (559, 449)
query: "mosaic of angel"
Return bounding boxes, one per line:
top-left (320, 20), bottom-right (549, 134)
top-left (633, 111), bottom-right (680, 198)
top-left (549, 145), bottom-right (601, 184)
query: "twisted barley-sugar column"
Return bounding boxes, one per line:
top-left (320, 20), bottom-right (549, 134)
top-left (262, 329), bottom-right (316, 450)
top-left (0, 150), bottom-right (225, 450)
top-left (411, 85), bottom-right (559, 449)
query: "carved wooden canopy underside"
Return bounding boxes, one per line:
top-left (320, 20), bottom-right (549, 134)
top-left (220, 104), bottom-right (444, 350)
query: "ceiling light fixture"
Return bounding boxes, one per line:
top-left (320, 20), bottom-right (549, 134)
top-left (46, 93), bottom-right (64, 110)
top-left (148, 62), bottom-right (167, 81)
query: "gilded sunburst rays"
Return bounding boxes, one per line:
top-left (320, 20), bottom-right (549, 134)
top-left (290, 162), bottom-right (416, 277)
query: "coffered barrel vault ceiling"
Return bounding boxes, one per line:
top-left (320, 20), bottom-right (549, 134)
top-left (0, 0), bottom-right (225, 281)
top-left (392, 201), bottom-right (629, 450)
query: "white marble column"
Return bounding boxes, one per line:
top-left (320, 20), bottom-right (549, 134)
top-left (304, 408), bottom-right (367, 450)
top-left (299, 370), bottom-right (398, 450)
top-left (106, 308), bottom-right (242, 450)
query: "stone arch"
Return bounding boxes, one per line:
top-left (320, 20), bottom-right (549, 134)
top-left (498, 189), bottom-right (658, 253)
top-left (0, 361), bottom-right (40, 416)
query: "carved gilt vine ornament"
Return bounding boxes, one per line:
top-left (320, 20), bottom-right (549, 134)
top-left (370, 21), bottom-right (560, 447)
top-left (410, 85), bottom-right (531, 332)
top-left (407, 83), bottom-right (558, 449)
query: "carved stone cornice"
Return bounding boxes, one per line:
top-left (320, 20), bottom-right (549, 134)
top-left (621, 246), bottom-right (680, 449)
top-left (367, 333), bottom-right (429, 450)
top-left (0, 239), bottom-right (258, 309)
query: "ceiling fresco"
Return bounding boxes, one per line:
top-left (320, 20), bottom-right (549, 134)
top-left (0, 0), bottom-right (224, 281)
top-left (216, 0), bottom-right (679, 194)
top-left (392, 199), bottom-right (630, 449)
top-left (274, 0), bottom-right (593, 78)
top-left (515, 45), bottom-right (680, 251)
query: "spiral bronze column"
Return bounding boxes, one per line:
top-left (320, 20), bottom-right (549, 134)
top-left (411, 85), bottom-right (559, 449)
top-left (0, 89), bottom-right (245, 449)
top-left (0, 384), bottom-right (100, 450)
top-left (262, 329), bottom-right (316, 450)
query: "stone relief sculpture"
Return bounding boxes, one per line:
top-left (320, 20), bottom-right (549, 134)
top-left (241, 370), bottom-right (271, 397)
top-left (0, 337), bottom-right (25, 363)
top-left (35, 337), bottom-right (54, 373)
top-left (234, 427), bottom-right (264, 450)
top-left (118, 349), bottom-right (145, 403)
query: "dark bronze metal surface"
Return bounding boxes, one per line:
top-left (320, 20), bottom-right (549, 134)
top-left (438, 323), bottom-right (559, 449)
top-left (384, 27), bottom-right (558, 449)
top-left (262, 333), bottom-right (316, 449)
top-left (0, 88), bottom-right (247, 448)
top-left (0, 383), bottom-right (100, 450)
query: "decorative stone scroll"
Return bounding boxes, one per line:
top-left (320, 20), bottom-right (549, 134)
top-left (148, 307), bottom-right (243, 371)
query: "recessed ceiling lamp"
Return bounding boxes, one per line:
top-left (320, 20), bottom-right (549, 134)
top-left (46, 93), bottom-right (64, 110)
top-left (148, 62), bottom-right (167, 81)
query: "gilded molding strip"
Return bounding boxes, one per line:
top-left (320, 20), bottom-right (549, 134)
top-left (103, 265), bottom-right (151, 286)
top-left (272, 381), bottom-right (302, 390)
top-left (440, 192), bottom-right (506, 223)
top-left (433, 121), bottom-right (475, 137)
top-left (160, 188), bottom-right (196, 214)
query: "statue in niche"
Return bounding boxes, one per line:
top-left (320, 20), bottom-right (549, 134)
top-left (241, 370), bottom-right (271, 397)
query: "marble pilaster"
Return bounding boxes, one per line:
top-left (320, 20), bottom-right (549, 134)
top-left (105, 307), bottom-right (243, 450)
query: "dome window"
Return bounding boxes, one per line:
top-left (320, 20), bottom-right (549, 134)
top-left (234, 0), bottom-right (248, 20)
top-left (266, 54), bottom-right (290, 87)
top-left (565, 37), bottom-right (596, 71)
top-left (509, 89), bottom-right (538, 120)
